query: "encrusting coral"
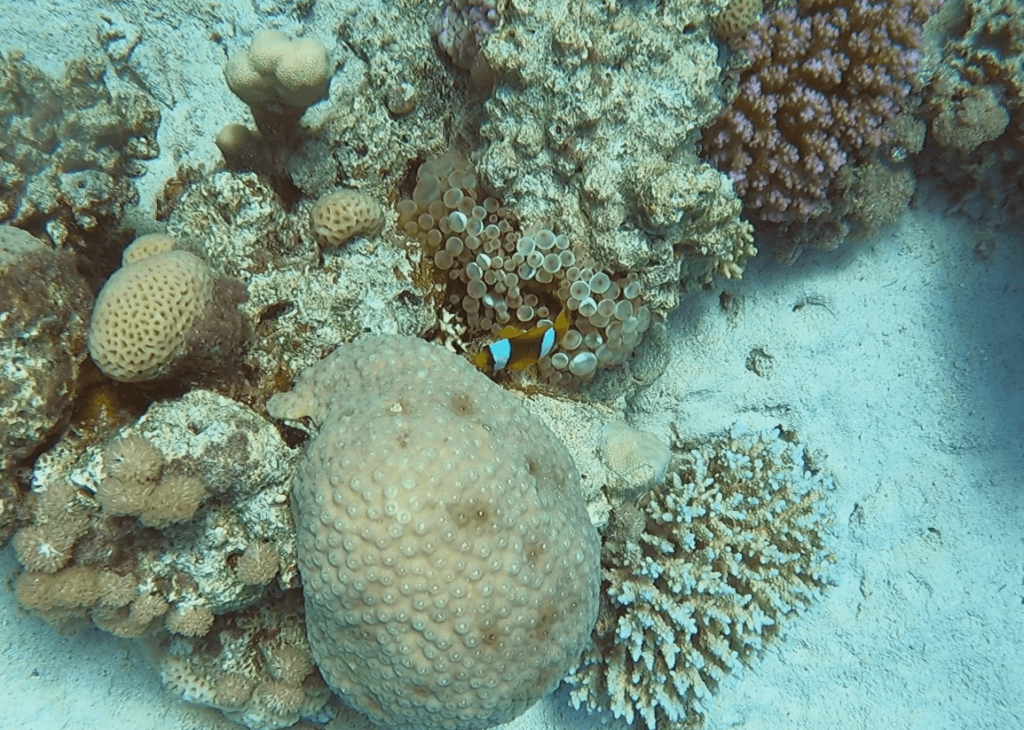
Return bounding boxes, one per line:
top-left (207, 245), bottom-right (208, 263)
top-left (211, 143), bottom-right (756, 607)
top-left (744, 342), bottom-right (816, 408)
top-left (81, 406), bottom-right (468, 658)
top-left (475, 0), bottom-right (756, 307)
top-left (0, 226), bottom-right (92, 545)
top-left (12, 390), bottom-right (300, 643)
top-left (567, 422), bottom-right (836, 729)
top-left (0, 52), bottom-right (159, 251)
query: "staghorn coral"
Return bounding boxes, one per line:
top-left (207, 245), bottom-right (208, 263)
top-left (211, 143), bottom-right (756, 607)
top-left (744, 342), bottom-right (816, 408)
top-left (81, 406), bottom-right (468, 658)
top-left (702, 0), bottom-right (933, 225)
top-left (567, 422), bottom-right (836, 729)
top-left (268, 334), bottom-right (601, 730)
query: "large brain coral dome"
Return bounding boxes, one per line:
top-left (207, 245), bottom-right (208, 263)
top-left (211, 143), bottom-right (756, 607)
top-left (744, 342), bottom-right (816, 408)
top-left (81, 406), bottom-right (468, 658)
top-left (267, 335), bottom-right (601, 730)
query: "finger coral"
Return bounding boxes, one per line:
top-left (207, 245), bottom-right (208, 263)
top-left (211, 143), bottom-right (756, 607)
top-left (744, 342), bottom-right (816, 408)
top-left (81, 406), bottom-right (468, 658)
top-left (567, 422), bottom-right (836, 729)
top-left (702, 0), bottom-right (934, 224)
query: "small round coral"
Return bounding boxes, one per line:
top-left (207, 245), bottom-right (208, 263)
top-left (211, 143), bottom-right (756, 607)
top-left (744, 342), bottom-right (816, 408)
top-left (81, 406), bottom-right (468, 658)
top-left (309, 188), bottom-right (384, 247)
top-left (88, 250), bottom-right (214, 382)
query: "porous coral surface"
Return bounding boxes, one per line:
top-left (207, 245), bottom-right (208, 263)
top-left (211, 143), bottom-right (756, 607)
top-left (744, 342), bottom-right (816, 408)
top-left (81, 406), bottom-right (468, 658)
top-left (0, 52), bottom-right (159, 249)
top-left (0, 226), bottom-right (92, 543)
top-left (268, 335), bottom-right (601, 730)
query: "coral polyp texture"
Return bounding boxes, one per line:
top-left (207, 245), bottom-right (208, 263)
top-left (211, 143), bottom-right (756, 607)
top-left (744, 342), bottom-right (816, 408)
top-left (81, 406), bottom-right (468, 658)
top-left (567, 423), bottom-right (836, 729)
top-left (154, 593), bottom-right (332, 730)
top-left (474, 0), bottom-right (755, 309)
top-left (15, 390), bottom-right (300, 638)
top-left (87, 234), bottom-right (248, 383)
top-left (701, 0), bottom-right (933, 224)
top-left (398, 151), bottom-right (653, 384)
top-left (267, 334), bottom-right (602, 730)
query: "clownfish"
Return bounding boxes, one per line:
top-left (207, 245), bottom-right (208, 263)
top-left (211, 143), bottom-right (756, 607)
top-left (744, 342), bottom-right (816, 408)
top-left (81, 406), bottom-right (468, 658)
top-left (473, 310), bottom-right (571, 373)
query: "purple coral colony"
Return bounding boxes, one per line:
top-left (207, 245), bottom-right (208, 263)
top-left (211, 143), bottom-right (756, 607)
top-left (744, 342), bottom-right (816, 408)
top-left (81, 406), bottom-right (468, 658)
top-left (0, 0), bottom-right (1019, 727)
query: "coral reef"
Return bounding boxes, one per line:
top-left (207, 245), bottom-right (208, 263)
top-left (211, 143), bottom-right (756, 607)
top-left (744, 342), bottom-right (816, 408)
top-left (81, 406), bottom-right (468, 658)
top-left (87, 234), bottom-right (249, 384)
top-left (567, 423), bottom-right (836, 729)
top-left (397, 151), bottom-right (654, 385)
top-left (702, 0), bottom-right (933, 225)
top-left (0, 226), bottom-right (92, 545)
top-left (0, 51), bottom-right (159, 251)
top-left (473, 0), bottom-right (754, 307)
top-left (14, 390), bottom-right (300, 637)
top-left (267, 334), bottom-right (601, 730)
top-left (162, 172), bottom-right (433, 392)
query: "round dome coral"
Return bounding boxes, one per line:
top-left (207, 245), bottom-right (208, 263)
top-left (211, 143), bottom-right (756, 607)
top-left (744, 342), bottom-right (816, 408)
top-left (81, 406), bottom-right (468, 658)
top-left (268, 335), bottom-right (601, 730)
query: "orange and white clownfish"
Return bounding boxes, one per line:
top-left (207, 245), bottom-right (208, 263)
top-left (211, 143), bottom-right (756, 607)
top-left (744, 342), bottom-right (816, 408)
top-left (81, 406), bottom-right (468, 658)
top-left (473, 310), bottom-right (571, 373)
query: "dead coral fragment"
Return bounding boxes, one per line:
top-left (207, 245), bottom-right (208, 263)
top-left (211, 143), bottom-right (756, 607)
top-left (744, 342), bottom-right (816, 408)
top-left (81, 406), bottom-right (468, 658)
top-left (235, 540), bottom-right (279, 586)
top-left (96, 434), bottom-right (206, 527)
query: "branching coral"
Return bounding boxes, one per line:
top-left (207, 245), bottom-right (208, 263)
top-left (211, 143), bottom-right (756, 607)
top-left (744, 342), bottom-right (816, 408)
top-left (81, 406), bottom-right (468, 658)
top-left (702, 0), bottom-right (933, 224)
top-left (567, 423), bottom-right (836, 729)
